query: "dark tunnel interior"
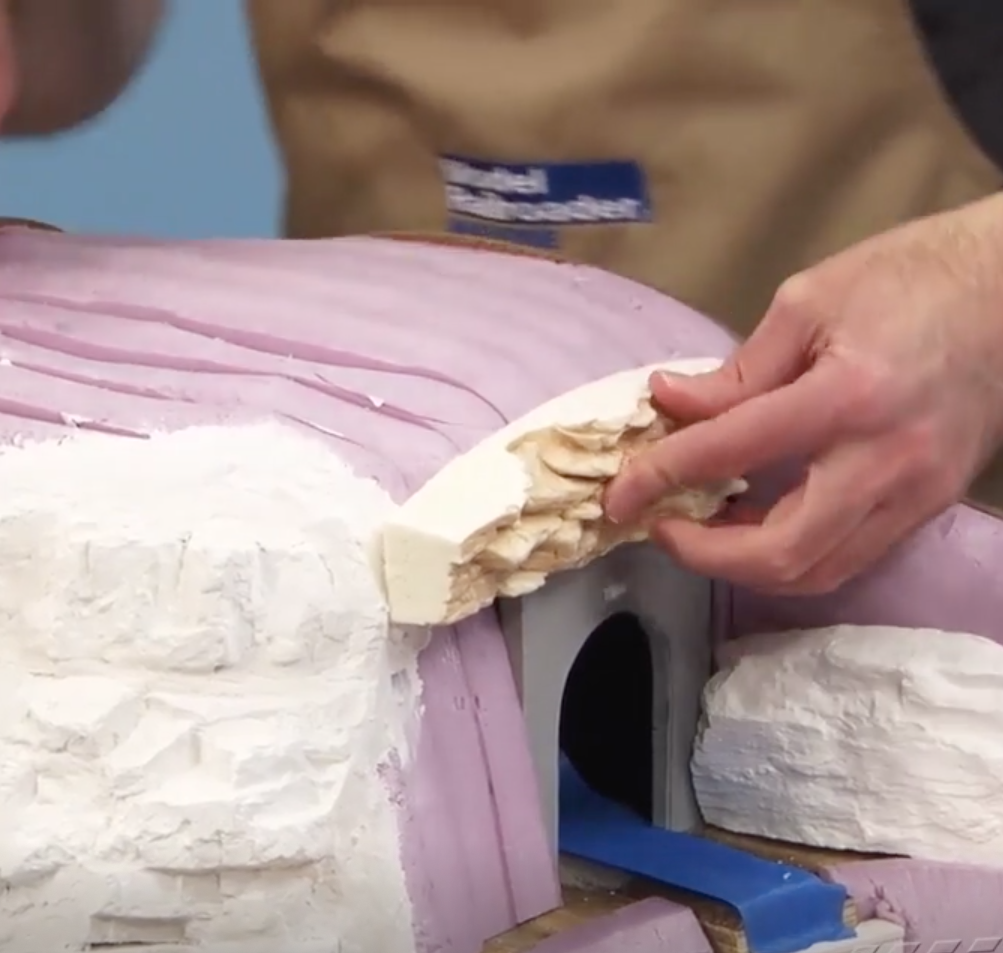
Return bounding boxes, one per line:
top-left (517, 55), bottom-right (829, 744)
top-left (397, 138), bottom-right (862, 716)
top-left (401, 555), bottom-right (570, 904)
top-left (559, 612), bottom-right (654, 822)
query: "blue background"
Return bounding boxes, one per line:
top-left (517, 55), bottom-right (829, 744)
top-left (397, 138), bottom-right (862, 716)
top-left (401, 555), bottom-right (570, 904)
top-left (0, 0), bottom-right (281, 238)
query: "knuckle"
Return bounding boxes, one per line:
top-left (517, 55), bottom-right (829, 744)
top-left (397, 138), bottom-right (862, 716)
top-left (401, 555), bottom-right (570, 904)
top-left (771, 272), bottom-right (820, 322)
top-left (716, 356), bottom-right (746, 391)
top-left (642, 447), bottom-right (681, 490)
top-left (902, 421), bottom-right (941, 470)
top-left (896, 422), bottom-right (964, 501)
top-left (609, 452), bottom-right (677, 521)
top-left (761, 545), bottom-right (807, 588)
top-left (833, 357), bottom-right (900, 425)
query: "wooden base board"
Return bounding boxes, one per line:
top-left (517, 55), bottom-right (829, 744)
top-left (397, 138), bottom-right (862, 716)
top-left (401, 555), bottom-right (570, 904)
top-left (483, 887), bottom-right (636, 952)
top-left (483, 826), bottom-right (883, 953)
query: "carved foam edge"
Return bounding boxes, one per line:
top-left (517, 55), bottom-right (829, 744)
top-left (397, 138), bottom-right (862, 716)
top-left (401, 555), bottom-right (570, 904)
top-left (381, 359), bottom-right (746, 625)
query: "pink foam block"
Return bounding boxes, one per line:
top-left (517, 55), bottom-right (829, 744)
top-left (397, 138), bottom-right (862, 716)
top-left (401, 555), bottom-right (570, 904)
top-left (526, 898), bottom-right (712, 953)
top-left (729, 491), bottom-right (1003, 645)
top-left (0, 229), bottom-right (735, 952)
top-left (5, 229), bottom-right (1000, 951)
top-left (825, 859), bottom-right (1003, 948)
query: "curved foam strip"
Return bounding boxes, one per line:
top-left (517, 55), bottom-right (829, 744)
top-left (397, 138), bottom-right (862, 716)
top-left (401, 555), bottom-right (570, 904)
top-left (558, 758), bottom-right (851, 953)
top-left (382, 359), bottom-right (745, 625)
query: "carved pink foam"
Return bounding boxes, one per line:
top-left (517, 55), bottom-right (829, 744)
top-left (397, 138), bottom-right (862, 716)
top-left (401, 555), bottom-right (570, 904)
top-left (5, 230), bottom-right (992, 949)
top-left (0, 230), bottom-right (735, 952)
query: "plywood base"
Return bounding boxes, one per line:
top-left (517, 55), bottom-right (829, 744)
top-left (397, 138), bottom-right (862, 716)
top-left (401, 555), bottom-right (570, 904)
top-left (483, 887), bottom-right (636, 952)
top-left (483, 826), bottom-right (879, 953)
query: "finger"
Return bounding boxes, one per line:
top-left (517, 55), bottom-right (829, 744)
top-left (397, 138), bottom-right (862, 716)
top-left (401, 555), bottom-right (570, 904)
top-left (711, 500), bottom-right (766, 526)
top-left (606, 358), bottom-right (848, 523)
top-left (647, 439), bottom-right (897, 589)
top-left (650, 480), bottom-right (863, 590)
top-left (775, 493), bottom-right (941, 596)
top-left (651, 284), bottom-right (819, 420)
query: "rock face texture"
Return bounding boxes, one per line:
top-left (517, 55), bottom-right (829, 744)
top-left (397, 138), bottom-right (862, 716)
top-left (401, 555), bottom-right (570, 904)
top-left (0, 228), bottom-right (740, 953)
top-left (6, 228), bottom-right (1003, 953)
top-left (383, 361), bottom-right (743, 625)
top-left (695, 625), bottom-right (1003, 864)
top-left (0, 421), bottom-right (416, 953)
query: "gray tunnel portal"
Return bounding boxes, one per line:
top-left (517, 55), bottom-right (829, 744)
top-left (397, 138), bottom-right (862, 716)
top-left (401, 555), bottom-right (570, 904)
top-left (500, 542), bottom-right (714, 858)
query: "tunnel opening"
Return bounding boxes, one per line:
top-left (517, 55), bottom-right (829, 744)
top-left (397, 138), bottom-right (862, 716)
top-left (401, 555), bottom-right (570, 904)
top-left (559, 611), bottom-right (654, 822)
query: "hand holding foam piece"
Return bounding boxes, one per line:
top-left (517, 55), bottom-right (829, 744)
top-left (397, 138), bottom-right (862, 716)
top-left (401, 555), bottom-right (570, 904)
top-left (381, 359), bottom-right (747, 625)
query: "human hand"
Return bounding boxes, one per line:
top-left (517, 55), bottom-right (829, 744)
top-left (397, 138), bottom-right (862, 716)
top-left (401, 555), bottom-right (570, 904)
top-left (605, 193), bottom-right (1003, 594)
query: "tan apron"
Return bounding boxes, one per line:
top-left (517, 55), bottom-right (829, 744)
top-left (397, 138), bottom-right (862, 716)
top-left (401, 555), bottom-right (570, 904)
top-left (246, 0), bottom-right (1003, 508)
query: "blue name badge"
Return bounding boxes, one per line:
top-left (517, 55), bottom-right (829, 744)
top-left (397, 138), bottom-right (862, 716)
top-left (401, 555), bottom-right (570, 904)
top-left (441, 155), bottom-right (651, 249)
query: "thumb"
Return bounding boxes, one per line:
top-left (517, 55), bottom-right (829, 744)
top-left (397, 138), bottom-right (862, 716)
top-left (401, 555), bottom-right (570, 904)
top-left (652, 289), bottom-right (817, 422)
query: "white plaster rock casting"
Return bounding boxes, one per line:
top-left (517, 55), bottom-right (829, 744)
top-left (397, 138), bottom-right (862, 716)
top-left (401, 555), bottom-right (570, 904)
top-left (692, 624), bottom-right (1003, 866)
top-left (382, 359), bottom-right (746, 625)
top-left (0, 422), bottom-right (422, 953)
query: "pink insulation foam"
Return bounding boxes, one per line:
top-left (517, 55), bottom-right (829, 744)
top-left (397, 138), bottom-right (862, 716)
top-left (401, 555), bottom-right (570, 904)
top-left (0, 229), bottom-right (735, 952)
top-left (722, 407), bottom-right (1003, 942)
top-left (6, 230), bottom-right (998, 950)
top-left (525, 898), bottom-right (712, 953)
top-left (825, 859), bottom-right (1003, 948)
top-left (730, 499), bottom-right (1003, 645)
top-left (720, 425), bottom-right (1003, 940)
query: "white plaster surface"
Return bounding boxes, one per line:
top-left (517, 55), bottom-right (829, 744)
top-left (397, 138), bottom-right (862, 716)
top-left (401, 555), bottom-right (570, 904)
top-left (694, 625), bottom-right (1003, 865)
top-left (0, 422), bottom-right (422, 953)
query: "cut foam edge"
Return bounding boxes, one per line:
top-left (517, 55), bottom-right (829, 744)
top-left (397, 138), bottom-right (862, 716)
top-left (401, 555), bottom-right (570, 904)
top-left (803, 919), bottom-right (904, 953)
top-left (381, 358), bottom-right (746, 626)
